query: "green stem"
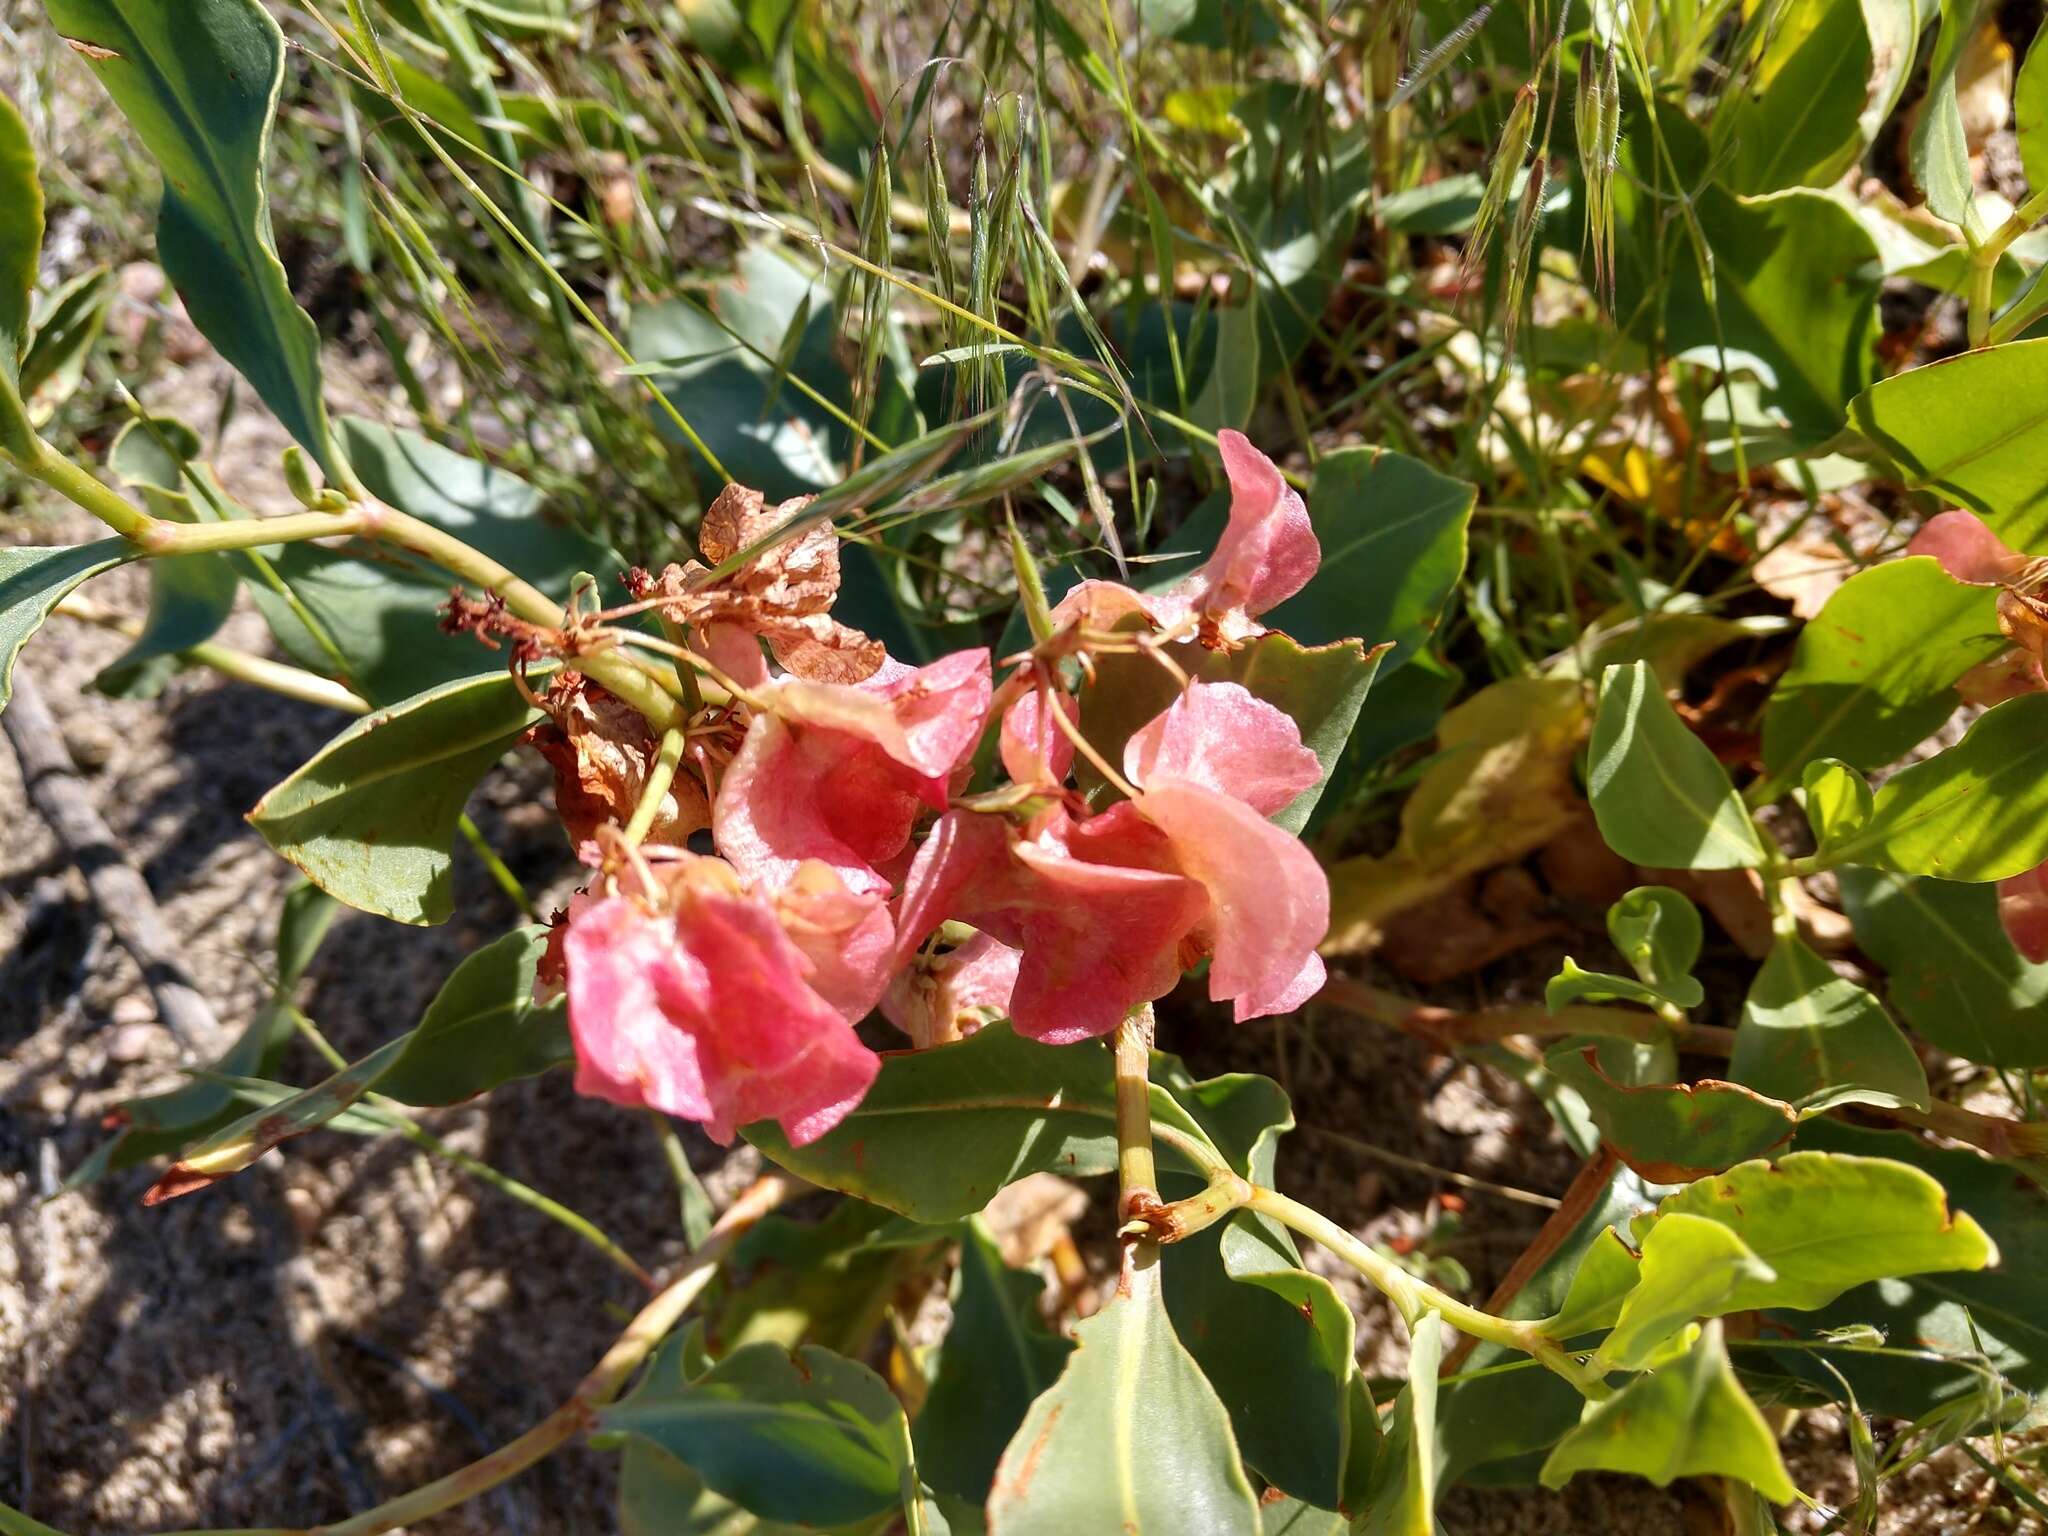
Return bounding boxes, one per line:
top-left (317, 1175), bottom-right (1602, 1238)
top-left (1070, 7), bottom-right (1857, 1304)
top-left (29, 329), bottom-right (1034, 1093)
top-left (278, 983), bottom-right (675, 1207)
top-left (1966, 186), bottom-right (2048, 349)
top-left (1113, 1006), bottom-right (1160, 1227)
top-left (1243, 1184), bottom-right (1612, 1400)
top-left (621, 726), bottom-right (688, 848)
top-left (8, 436), bottom-right (158, 539)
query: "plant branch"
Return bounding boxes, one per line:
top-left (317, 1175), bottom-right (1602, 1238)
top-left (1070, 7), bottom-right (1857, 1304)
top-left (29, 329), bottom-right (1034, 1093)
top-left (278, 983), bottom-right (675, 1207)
top-left (1114, 1006), bottom-right (1160, 1229)
top-left (1243, 1184), bottom-right (1611, 1399)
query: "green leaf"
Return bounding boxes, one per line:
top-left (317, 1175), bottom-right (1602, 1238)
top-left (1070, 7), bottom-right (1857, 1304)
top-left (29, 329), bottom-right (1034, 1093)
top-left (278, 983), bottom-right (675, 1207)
top-left (916, 1219), bottom-right (1074, 1504)
top-left (1545, 1044), bottom-right (1797, 1183)
top-left (1078, 631), bottom-right (1385, 834)
top-left (1544, 1228), bottom-right (1645, 1341)
top-left (1803, 757), bottom-right (1874, 850)
top-left (374, 928), bottom-right (571, 1105)
top-left (1264, 445), bottom-right (1476, 668)
top-left (45, 0), bottom-right (340, 473)
top-left (1634, 1151), bottom-right (1997, 1314)
top-left (1718, 0), bottom-right (1878, 193)
top-left (1546, 957), bottom-right (1703, 1014)
top-left (1729, 934), bottom-right (1929, 1112)
top-left (1588, 661), bottom-right (1766, 869)
top-left (90, 549), bottom-right (240, 699)
top-left (1436, 1163), bottom-right (1665, 1485)
top-left (19, 265), bottom-right (113, 416)
top-left (1851, 339), bottom-right (2048, 548)
top-left (1911, 0), bottom-right (1987, 239)
top-left (143, 1033), bottom-right (412, 1203)
top-left (1616, 108), bottom-right (1883, 442)
top-left (1608, 885), bottom-right (1704, 993)
top-left (0, 540), bottom-right (132, 715)
top-left (247, 669), bottom-right (546, 925)
top-left (1597, 1212), bottom-right (1778, 1372)
top-left (1819, 694), bottom-right (2048, 880)
top-left (1840, 866), bottom-right (2048, 1068)
top-left (711, 1201), bottom-right (944, 1362)
top-left (744, 1024), bottom-right (1220, 1222)
top-left (986, 1254), bottom-right (1261, 1536)
top-left (1775, 1121), bottom-right (2048, 1427)
top-left (2020, 19), bottom-right (2048, 196)
top-left (1761, 558), bottom-right (1997, 780)
top-left (602, 1341), bottom-right (915, 1528)
top-left (0, 87), bottom-right (42, 367)
top-left (1354, 1312), bottom-right (1440, 1536)
top-left (1541, 1322), bottom-right (1797, 1500)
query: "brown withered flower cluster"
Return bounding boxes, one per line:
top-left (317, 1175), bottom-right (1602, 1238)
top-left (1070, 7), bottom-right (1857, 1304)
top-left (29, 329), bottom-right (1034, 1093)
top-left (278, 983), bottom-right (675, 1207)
top-left (522, 675), bottom-right (711, 849)
top-left (629, 483), bottom-right (885, 686)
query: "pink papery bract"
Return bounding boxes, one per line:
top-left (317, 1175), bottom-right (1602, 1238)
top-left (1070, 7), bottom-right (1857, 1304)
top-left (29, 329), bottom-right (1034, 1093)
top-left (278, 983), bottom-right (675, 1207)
top-left (714, 649), bottom-right (993, 895)
top-left (1000, 686), bottom-right (1079, 787)
top-left (2001, 862), bottom-right (2048, 965)
top-left (1908, 510), bottom-right (2030, 586)
top-left (1123, 679), bottom-right (1322, 814)
top-left (1047, 432), bottom-right (1319, 645)
top-left (1131, 781), bottom-right (1328, 1020)
top-left (560, 881), bottom-right (879, 1146)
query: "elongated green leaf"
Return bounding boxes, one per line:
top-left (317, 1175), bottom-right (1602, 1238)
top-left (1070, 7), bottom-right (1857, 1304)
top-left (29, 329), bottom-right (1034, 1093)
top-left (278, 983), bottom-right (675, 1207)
top-left (1597, 1213), bottom-right (1777, 1372)
top-left (0, 540), bottom-right (132, 715)
top-left (0, 88), bottom-right (41, 367)
top-left (1821, 694), bottom-right (2048, 880)
top-left (1542, 1322), bottom-right (1796, 1500)
top-left (745, 1024), bottom-right (1221, 1222)
top-left (1730, 934), bottom-right (1929, 1112)
top-left (987, 1253), bottom-right (1260, 1535)
top-left (1840, 866), bottom-right (2048, 1067)
top-left (916, 1219), bottom-right (1074, 1504)
top-left (143, 1034), bottom-right (411, 1203)
top-left (1355, 1313), bottom-right (1440, 1536)
top-left (45, 0), bottom-right (339, 472)
top-left (1589, 661), bottom-right (1765, 869)
top-left (2021, 21), bottom-right (2048, 196)
top-left (248, 670), bottom-right (546, 925)
top-left (19, 264), bottom-right (112, 415)
top-left (1718, 0), bottom-right (1876, 193)
top-left (1546, 1045), bottom-right (1797, 1183)
top-left (1545, 1228), bottom-right (1645, 1340)
top-left (1634, 1151), bottom-right (1997, 1314)
top-left (1911, 0), bottom-right (1986, 239)
top-left (1852, 339), bottom-right (2048, 547)
top-left (1762, 558), bottom-right (1998, 780)
top-left (603, 1341), bottom-right (914, 1528)
top-left (375, 928), bottom-right (571, 1105)
top-left (1779, 1121), bottom-right (2048, 1426)
top-left (1547, 957), bottom-right (1703, 1014)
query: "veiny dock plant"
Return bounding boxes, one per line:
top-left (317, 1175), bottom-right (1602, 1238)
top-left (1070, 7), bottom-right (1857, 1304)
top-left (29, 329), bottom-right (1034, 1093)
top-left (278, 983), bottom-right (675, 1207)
top-left (14, 0), bottom-right (2048, 1529)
